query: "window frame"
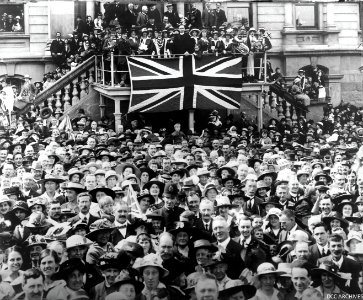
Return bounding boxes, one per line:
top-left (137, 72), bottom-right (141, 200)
top-left (295, 3), bottom-right (318, 30)
top-left (0, 3), bottom-right (25, 34)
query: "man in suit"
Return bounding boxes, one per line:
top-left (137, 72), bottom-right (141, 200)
top-left (214, 2), bottom-right (227, 28)
top-left (174, 25), bottom-right (195, 55)
top-left (122, 3), bottom-right (137, 32)
top-left (195, 199), bottom-right (214, 241)
top-left (278, 209), bottom-right (307, 243)
top-left (309, 222), bottom-right (330, 265)
top-left (212, 216), bottom-right (245, 279)
top-left (233, 216), bottom-right (259, 262)
top-left (50, 32), bottom-right (65, 67)
top-left (202, 2), bottom-right (216, 29)
top-left (67, 192), bottom-right (99, 229)
top-left (164, 4), bottom-right (179, 28)
top-left (317, 234), bottom-right (361, 294)
top-left (153, 183), bottom-right (184, 230)
top-left (136, 6), bottom-right (149, 28)
top-left (110, 201), bottom-right (133, 246)
top-left (244, 179), bottom-right (263, 216)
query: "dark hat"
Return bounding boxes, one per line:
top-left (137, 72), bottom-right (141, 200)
top-left (322, 212), bottom-right (349, 230)
top-left (216, 166), bottom-right (236, 178)
top-left (138, 168), bottom-right (157, 180)
top-left (163, 182), bottom-right (179, 198)
top-left (311, 261), bottom-right (344, 284)
top-left (111, 275), bottom-right (144, 294)
top-left (53, 258), bottom-right (86, 281)
top-left (99, 252), bottom-right (125, 270)
top-left (335, 200), bottom-right (357, 215)
top-left (218, 280), bottom-right (257, 299)
top-left (85, 219), bottom-right (114, 241)
top-left (143, 180), bottom-right (164, 196)
top-left (168, 221), bottom-right (193, 236)
top-left (89, 186), bottom-right (116, 202)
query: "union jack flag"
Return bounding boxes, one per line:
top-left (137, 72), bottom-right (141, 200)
top-left (127, 55), bottom-right (242, 113)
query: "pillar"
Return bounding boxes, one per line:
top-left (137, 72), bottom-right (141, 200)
top-left (283, 2), bottom-right (294, 30)
top-left (188, 110), bottom-right (195, 133)
top-left (326, 3), bottom-right (337, 30)
top-left (86, 1), bottom-right (96, 18)
top-left (114, 99), bottom-right (122, 134)
top-left (99, 94), bottom-right (105, 118)
top-left (176, 2), bottom-right (185, 19)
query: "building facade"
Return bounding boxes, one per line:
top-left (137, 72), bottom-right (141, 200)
top-left (0, 1), bottom-right (362, 114)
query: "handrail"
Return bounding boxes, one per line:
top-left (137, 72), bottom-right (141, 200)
top-left (18, 55), bottom-right (96, 114)
top-left (270, 82), bottom-right (309, 112)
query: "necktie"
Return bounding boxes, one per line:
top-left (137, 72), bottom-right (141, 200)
top-left (247, 200), bottom-right (252, 211)
top-left (205, 224), bottom-right (209, 231)
top-left (322, 248), bottom-right (326, 256)
top-left (83, 217), bottom-right (87, 223)
top-left (241, 239), bottom-right (246, 249)
top-left (119, 224), bottom-right (127, 229)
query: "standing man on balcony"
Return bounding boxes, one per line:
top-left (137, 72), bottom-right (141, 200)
top-left (215, 2), bottom-right (227, 29)
top-left (50, 32), bottom-right (65, 67)
top-left (202, 3), bottom-right (216, 29)
top-left (164, 4), bottom-right (179, 29)
top-left (122, 3), bottom-right (137, 33)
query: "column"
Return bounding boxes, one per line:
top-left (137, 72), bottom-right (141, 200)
top-left (188, 110), bottom-right (195, 134)
top-left (176, 2), bottom-right (184, 19)
top-left (99, 94), bottom-right (105, 118)
top-left (86, 0), bottom-right (96, 18)
top-left (114, 99), bottom-right (122, 134)
top-left (283, 2), bottom-right (294, 30)
top-left (326, 3), bottom-right (337, 30)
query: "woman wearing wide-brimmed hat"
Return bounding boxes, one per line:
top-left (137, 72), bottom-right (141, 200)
top-left (47, 258), bottom-right (88, 300)
top-left (215, 195), bottom-right (238, 229)
top-left (138, 167), bottom-right (157, 189)
top-left (132, 253), bottom-right (169, 299)
top-left (322, 212), bottom-right (349, 235)
top-left (311, 261), bottom-right (348, 297)
top-left (219, 279), bottom-right (257, 300)
top-left (143, 179), bottom-right (165, 210)
top-left (254, 262), bottom-right (286, 300)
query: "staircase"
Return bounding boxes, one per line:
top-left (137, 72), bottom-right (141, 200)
top-left (18, 55), bottom-right (97, 118)
top-left (18, 53), bottom-right (308, 129)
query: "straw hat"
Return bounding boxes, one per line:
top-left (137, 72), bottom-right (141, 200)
top-left (276, 263), bottom-right (292, 277)
top-left (215, 195), bottom-right (237, 208)
top-left (86, 219), bottom-right (114, 241)
top-left (66, 235), bottom-right (93, 249)
top-left (256, 262), bottom-right (286, 278)
top-left (132, 253), bottom-right (169, 277)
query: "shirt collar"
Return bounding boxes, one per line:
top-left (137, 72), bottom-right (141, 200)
top-left (332, 255), bottom-right (344, 268)
top-left (289, 223), bottom-right (298, 234)
top-left (218, 237), bottom-right (230, 249)
top-left (79, 212), bottom-right (90, 219)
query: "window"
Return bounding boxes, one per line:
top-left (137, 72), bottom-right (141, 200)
top-left (226, 4), bottom-right (251, 26)
top-left (0, 4), bottom-right (24, 33)
top-left (295, 4), bottom-right (318, 30)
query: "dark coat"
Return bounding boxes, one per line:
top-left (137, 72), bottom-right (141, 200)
top-left (67, 214), bottom-right (100, 229)
top-left (223, 239), bottom-right (245, 280)
top-left (122, 9), bottom-right (137, 31)
top-left (164, 11), bottom-right (179, 28)
top-left (317, 255), bottom-right (361, 294)
top-left (309, 243), bottom-right (330, 266)
top-left (201, 9), bottom-right (216, 28)
top-left (215, 9), bottom-right (227, 28)
top-left (174, 33), bottom-right (195, 55)
top-left (153, 206), bottom-right (185, 230)
top-left (50, 39), bottom-right (65, 56)
top-left (109, 225), bottom-right (134, 246)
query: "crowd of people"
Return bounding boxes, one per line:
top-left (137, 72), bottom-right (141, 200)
top-left (0, 13), bottom-right (23, 33)
top-left (0, 90), bottom-right (361, 300)
top-left (48, 2), bottom-right (272, 86)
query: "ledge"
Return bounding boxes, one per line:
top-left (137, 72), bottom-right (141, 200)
top-left (0, 33), bottom-right (28, 39)
top-left (281, 29), bottom-right (341, 35)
